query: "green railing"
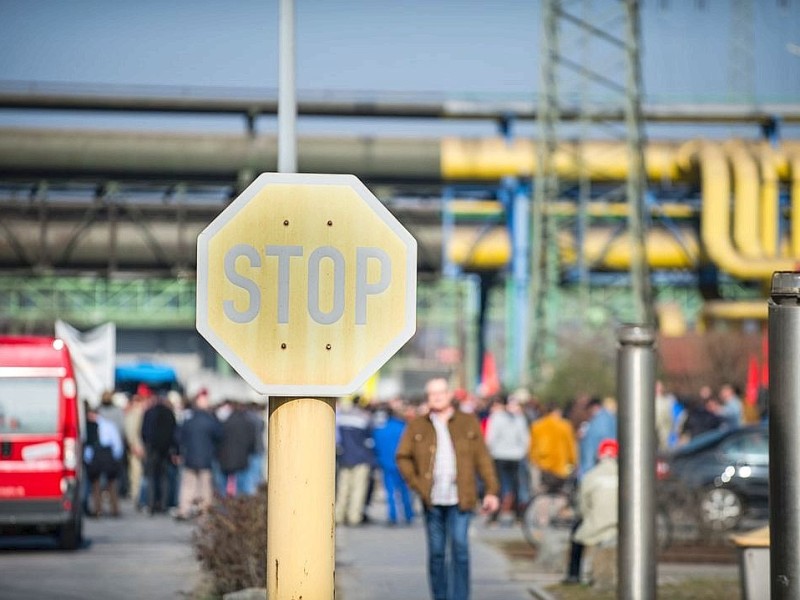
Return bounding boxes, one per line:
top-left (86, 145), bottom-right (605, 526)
top-left (0, 276), bottom-right (198, 330)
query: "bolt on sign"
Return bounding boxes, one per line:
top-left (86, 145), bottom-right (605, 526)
top-left (196, 173), bottom-right (417, 396)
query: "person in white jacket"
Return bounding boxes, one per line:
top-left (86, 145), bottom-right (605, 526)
top-left (565, 438), bottom-right (619, 585)
top-left (485, 395), bottom-right (530, 523)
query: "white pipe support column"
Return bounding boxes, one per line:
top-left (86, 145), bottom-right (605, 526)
top-left (278, 0), bottom-right (297, 173)
top-left (267, 397), bottom-right (335, 599)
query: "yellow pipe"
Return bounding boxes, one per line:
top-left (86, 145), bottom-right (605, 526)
top-left (559, 227), bottom-right (700, 270)
top-left (792, 152), bottom-right (800, 257)
top-left (698, 142), bottom-right (798, 279)
top-left (700, 300), bottom-right (768, 322)
top-left (759, 143), bottom-right (780, 257)
top-left (547, 201), bottom-right (696, 219)
top-left (447, 199), bottom-right (697, 219)
top-left (725, 140), bottom-right (762, 258)
top-left (447, 226), bottom-right (510, 268)
top-left (447, 225), bottom-right (701, 270)
top-left (448, 199), bottom-right (505, 218)
top-left (441, 138), bottom-right (685, 181)
top-left (656, 302), bottom-right (688, 337)
top-left (442, 138), bottom-right (800, 278)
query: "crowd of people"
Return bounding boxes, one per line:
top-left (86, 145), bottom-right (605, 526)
top-left (79, 375), bottom-right (750, 598)
top-left (655, 380), bottom-right (746, 450)
top-left (333, 377), bottom-right (752, 597)
top-left (82, 385), bottom-right (266, 520)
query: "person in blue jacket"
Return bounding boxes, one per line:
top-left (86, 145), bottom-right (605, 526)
top-left (372, 401), bottom-right (415, 526)
top-left (578, 397), bottom-right (617, 478)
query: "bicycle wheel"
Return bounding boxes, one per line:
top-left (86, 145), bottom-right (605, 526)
top-left (656, 505), bottom-right (673, 550)
top-left (521, 493), bottom-right (567, 549)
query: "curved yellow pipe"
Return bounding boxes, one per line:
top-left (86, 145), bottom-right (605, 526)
top-left (698, 142), bottom-right (798, 279)
top-left (759, 143), bottom-right (780, 257)
top-left (725, 140), bottom-right (762, 258)
top-left (443, 138), bottom-right (800, 279)
top-left (792, 151), bottom-right (800, 258)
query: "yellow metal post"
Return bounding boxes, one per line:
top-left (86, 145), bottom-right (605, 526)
top-left (267, 397), bottom-right (336, 599)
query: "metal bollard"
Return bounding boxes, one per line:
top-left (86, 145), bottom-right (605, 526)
top-left (769, 272), bottom-right (800, 600)
top-left (617, 324), bottom-right (656, 600)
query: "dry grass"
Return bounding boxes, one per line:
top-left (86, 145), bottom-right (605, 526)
top-left (545, 578), bottom-right (740, 600)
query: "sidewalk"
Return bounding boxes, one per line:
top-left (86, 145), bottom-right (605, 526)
top-left (336, 509), bottom-right (537, 600)
top-left (335, 498), bottom-right (742, 600)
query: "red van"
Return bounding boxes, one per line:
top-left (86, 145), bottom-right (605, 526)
top-left (0, 336), bottom-right (83, 549)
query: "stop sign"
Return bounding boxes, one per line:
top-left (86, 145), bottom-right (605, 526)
top-left (196, 173), bottom-right (417, 396)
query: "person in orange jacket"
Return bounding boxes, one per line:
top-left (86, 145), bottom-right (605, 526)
top-left (528, 403), bottom-right (578, 494)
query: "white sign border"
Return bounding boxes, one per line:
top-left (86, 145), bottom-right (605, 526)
top-left (197, 173), bottom-right (417, 397)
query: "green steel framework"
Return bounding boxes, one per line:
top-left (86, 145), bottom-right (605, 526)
top-left (0, 273), bottom-right (723, 362)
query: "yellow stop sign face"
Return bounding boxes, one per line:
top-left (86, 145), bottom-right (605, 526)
top-left (196, 173), bottom-right (417, 396)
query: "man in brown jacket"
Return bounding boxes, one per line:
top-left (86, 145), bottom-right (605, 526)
top-left (396, 377), bottom-right (500, 600)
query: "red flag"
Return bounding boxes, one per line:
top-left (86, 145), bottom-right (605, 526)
top-left (760, 330), bottom-right (769, 388)
top-left (745, 355), bottom-right (759, 406)
top-left (480, 351), bottom-right (501, 396)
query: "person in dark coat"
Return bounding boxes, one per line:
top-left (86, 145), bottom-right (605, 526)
top-left (175, 390), bottom-right (222, 519)
top-left (681, 394), bottom-right (723, 442)
top-left (141, 393), bottom-right (177, 514)
top-left (217, 401), bottom-right (257, 496)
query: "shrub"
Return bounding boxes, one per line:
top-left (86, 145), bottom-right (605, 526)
top-left (539, 332), bottom-right (617, 405)
top-left (193, 486), bottom-right (267, 596)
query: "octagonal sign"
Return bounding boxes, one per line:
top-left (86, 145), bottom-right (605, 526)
top-left (196, 173), bottom-right (417, 396)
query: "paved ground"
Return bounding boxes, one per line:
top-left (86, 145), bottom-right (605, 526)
top-left (337, 497), bottom-right (743, 600)
top-left (0, 499), bottom-right (202, 600)
top-left (0, 492), bottom-right (746, 600)
top-left (336, 516), bottom-right (536, 600)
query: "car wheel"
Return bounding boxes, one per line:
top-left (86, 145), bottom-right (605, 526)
top-left (698, 487), bottom-right (743, 532)
top-left (58, 511), bottom-right (83, 550)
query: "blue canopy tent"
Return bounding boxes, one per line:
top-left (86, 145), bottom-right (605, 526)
top-left (115, 362), bottom-right (180, 394)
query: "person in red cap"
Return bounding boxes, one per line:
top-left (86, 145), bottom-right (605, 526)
top-left (564, 437), bottom-right (619, 585)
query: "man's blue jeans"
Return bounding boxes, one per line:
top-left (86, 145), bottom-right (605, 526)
top-left (424, 504), bottom-right (472, 600)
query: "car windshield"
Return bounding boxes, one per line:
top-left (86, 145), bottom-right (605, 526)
top-left (673, 427), bottom-right (731, 455)
top-left (0, 377), bottom-right (60, 434)
top-left (719, 430), bottom-right (768, 458)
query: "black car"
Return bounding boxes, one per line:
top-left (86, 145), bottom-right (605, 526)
top-left (657, 424), bottom-right (768, 532)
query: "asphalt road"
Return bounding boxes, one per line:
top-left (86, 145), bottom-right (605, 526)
top-left (0, 499), bottom-right (202, 600)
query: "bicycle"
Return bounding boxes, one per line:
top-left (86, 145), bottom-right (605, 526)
top-left (519, 477), bottom-right (578, 571)
top-left (521, 479), bottom-right (673, 557)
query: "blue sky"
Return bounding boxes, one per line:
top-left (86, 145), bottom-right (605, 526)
top-left (0, 1), bottom-right (798, 136)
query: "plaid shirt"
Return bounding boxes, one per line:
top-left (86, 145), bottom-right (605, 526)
top-left (429, 413), bottom-right (459, 506)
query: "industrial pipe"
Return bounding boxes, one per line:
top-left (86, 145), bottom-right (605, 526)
top-left (440, 137), bottom-right (684, 181)
top-left (0, 128), bottom-right (442, 182)
top-left (700, 300), bottom-right (768, 323)
top-left (3, 128), bottom-right (800, 282)
top-left (726, 140), bottom-right (762, 259)
top-left (759, 143), bottom-right (780, 258)
top-left (792, 152), bottom-right (800, 258)
top-left (446, 225), bottom-right (702, 271)
top-left (696, 143), bottom-right (798, 279)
